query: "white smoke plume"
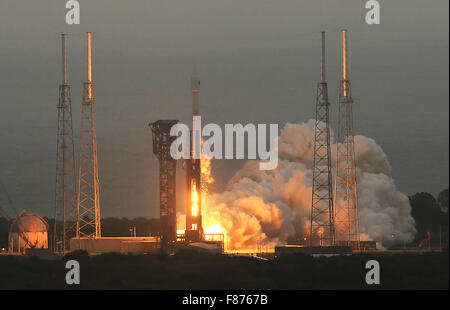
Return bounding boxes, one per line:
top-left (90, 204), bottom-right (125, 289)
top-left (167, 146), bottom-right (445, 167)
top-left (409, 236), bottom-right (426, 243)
top-left (203, 120), bottom-right (416, 251)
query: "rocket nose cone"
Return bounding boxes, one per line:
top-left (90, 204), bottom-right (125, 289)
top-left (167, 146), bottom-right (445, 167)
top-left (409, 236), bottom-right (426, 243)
top-left (191, 76), bottom-right (200, 91)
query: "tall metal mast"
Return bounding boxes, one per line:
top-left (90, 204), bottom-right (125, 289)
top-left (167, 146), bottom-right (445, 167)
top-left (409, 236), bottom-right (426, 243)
top-left (310, 32), bottom-right (335, 246)
top-left (76, 32), bottom-right (101, 237)
top-left (54, 34), bottom-right (77, 253)
top-left (334, 29), bottom-right (360, 248)
top-left (185, 70), bottom-right (203, 242)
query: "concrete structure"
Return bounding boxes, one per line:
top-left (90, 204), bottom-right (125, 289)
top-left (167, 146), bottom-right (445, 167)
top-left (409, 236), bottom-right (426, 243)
top-left (335, 240), bottom-right (376, 250)
top-left (183, 242), bottom-right (222, 254)
top-left (176, 240), bottom-right (223, 254)
top-left (25, 248), bottom-right (60, 260)
top-left (9, 210), bottom-right (49, 254)
top-left (70, 237), bottom-right (160, 254)
top-left (274, 245), bottom-right (352, 257)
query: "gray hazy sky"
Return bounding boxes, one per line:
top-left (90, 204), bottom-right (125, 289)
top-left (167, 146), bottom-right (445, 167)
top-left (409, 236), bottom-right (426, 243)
top-left (0, 0), bottom-right (448, 218)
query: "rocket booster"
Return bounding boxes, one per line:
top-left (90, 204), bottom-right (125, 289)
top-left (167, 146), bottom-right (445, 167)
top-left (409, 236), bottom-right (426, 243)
top-left (191, 74), bottom-right (200, 116)
top-left (191, 72), bottom-right (201, 159)
top-left (186, 70), bottom-right (203, 240)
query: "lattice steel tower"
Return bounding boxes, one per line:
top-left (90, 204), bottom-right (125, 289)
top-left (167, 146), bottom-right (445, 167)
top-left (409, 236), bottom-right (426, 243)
top-left (310, 32), bottom-right (335, 246)
top-left (334, 29), bottom-right (360, 248)
top-left (54, 34), bottom-right (77, 253)
top-left (149, 120), bottom-right (179, 251)
top-left (76, 32), bottom-right (101, 237)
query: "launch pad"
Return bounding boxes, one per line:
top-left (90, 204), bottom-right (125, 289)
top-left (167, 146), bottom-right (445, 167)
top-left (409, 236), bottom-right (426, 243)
top-left (274, 245), bottom-right (352, 257)
top-left (144, 72), bottom-right (225, 254)
top-left (69, 236), bottom-right (224, 255)
top-left (70, 237), bottom-right (160, 254)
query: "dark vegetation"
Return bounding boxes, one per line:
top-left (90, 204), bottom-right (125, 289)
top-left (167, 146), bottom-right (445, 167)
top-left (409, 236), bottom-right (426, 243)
top-left (0, 250), bottom-right (448, 290)
top-left (1, 189), bottom-right (448, 249)
top-left (409, 189), bottom-right (449, 247)
top-left (0, 189), bottom-right (448, 290)
top-left (0, 217), bottom-right (8, 249)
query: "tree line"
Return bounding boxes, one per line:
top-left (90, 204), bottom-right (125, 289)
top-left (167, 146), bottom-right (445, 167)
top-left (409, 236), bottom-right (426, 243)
top-left (0, 189), bottom-right (448, 249)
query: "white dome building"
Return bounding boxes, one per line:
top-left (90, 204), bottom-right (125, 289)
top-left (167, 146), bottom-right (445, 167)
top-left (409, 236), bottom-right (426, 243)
top-left (9, 210), bottom-right (48, 254)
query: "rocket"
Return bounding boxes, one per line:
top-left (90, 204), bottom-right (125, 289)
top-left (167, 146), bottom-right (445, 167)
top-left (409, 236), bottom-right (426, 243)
top-left (191, 70), bottom-right (201, 159)
top-left (185, 69), bottom-right (203, 242)
top-left (191, 71), bottom-right (200, 116)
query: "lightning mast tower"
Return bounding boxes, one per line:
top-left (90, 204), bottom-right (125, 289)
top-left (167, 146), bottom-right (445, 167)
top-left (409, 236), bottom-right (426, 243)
top-left (76, 32), bottom-right (101, 238)
top-left (310, 32), bottom-right (335, 247)
top-left (185, 71), bottom-right (203, 242)
top-left (54, 34), bottom-right (77, 253)
top-left (334, 29), bottom-right (360, 248)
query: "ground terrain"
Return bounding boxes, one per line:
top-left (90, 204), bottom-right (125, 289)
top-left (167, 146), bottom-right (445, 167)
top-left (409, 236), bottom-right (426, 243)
top-left (0, 250), bottom-right (448, 290)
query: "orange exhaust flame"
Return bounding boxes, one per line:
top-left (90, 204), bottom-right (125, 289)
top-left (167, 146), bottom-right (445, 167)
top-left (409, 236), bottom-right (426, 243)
top-left (198, 138), bottom-right (225, 241)
top-left (191, 179), bottom-right (198, 217)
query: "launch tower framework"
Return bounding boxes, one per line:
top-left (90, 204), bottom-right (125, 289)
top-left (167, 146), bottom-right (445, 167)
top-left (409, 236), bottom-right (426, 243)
top-left (150, 120), bottom-right (179, 251)
top-left (334, 29), bottom-right (360, 248)
top-left (54, 34), bottom-right (77, 252)
top-left (76, 32), bottom-right (101, 238)
top-left (310, 31), bottom-right (335, 246)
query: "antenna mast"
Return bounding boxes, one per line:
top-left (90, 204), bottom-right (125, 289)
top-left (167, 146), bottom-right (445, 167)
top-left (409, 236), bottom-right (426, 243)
top-left (76, 32), bottom-right (101, 238)
top-left (310, 31), bottom-right (335, 246)
top-left (334, 29), bottom-right (360, 249)
top-left (54, 34), bottom-right (77, 253)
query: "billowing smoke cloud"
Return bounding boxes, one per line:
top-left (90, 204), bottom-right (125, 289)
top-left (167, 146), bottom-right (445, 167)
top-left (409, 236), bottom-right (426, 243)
top-left (203, 120), bottom-right (416, 250)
